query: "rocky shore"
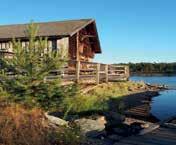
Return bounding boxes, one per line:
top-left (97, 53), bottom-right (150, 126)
top-left (47, 83), bottom-right (166, 145)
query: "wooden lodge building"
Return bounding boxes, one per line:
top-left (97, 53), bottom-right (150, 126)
top-left (0, 19), bottom-right (101, 62)
top-left (0, 19), bottom-right (129, 84)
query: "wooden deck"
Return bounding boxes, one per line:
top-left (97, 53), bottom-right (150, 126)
top-left (48, 60), bottom-right (130, 84)
top-left (118, 127), bottom-right (176, 145)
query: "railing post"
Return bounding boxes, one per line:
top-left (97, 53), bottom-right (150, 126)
top-left (125, 66), bottom-right (130, 81)
top-left (96, 63), bottom-right (100, 84)
top-left (76, 61), bottom-right (80, 83)
top-left (105, 64), bottom-right (109, 83)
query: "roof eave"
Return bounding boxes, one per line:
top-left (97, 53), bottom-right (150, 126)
top-left (69, 19), bottom-right (95, 37)
top-left (69, 19), bottom-right (102, 54)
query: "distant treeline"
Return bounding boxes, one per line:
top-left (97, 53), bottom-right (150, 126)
top-left (119, 63), bottom-right (176, 75)
top-left (129, 62), bottom-right (176, 75)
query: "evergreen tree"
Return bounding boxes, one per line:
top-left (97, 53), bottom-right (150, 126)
top-left (0, 22), bottom-right (67, 109)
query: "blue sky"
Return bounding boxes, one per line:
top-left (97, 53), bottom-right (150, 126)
top-left (0, 0), bottom-right (176, 63)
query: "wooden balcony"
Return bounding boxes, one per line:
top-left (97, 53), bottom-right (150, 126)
top-left (48, 60), bottom-right (130, 84)
top-left (1, 56), bottom-right (129, 84)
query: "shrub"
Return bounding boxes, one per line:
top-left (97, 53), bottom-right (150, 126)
top-left (0, 104), bottom-right (50, 145)
top-left (0, 104), bottom-right (82, 145)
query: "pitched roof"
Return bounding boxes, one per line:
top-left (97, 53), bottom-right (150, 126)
top-left (0, 19), bottom-right (94, 39)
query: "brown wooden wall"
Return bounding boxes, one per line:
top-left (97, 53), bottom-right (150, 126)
top-left (68, 27), bottom-right (96, 62)
top-left (78, 28), bottom-right (95, 61)
top-left (69, 34), bottom-right (77, 60)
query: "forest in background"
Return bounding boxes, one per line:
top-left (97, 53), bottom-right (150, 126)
top-left (118, 63), bottom-right (176, 75)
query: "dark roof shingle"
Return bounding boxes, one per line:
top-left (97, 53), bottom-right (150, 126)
top-left (0, 19), bottom-right (94, 39)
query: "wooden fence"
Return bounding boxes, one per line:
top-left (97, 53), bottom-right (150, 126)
top-left (48, 60), bottom-right (130, 84)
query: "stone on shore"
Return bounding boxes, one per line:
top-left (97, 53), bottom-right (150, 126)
top-left (75, 117), bottom-right (106, 138)
top-left (45, 113), bottom-right (68, 126)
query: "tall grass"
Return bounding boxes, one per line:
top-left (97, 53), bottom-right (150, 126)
top-left (60, 81), bottom-right (145, 115)
top-left (0, 104), bottom-right (82, 145)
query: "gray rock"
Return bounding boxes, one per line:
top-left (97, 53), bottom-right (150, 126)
top-left (45, 113), bottom-right (68, 126)
top-left (75, 118), bottom-right (105, 137)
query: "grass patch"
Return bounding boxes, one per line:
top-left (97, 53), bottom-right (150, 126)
top-left (60, 81), bottom-right (146, 116)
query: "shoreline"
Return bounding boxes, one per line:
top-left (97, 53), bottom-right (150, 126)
top-left (80, 84), bottom-right (165, 145)
top-left (131, 73), bottom-right (176, 76)
top-left (47, 82), bottom-right (168, 145)
top-left (121, 83), bottom-right (169, 122)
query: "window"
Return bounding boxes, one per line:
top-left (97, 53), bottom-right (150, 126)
top-left (0, 42), bottom-right (11, 50)
top-left (52, 40), bottom-right (57, 51)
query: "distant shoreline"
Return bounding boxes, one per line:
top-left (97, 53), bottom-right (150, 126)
top-left (131, 72), bottom-right (176, 77)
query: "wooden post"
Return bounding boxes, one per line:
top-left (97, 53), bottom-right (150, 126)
top-left (76, 32), bottom-right (79, 61)
top-left (76, 61), bottom-right (80, 83)
top-left (96, 63), bottom-right (100, 84)
top-left (105, 64), bottom-right (109, 83)
top-left (127, 66), bottom-right (130, 80)
top-left (125, 66), bottom-right (130, 81)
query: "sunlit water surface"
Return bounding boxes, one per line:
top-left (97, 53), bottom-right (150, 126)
top-left (131, 76), bottom-right (176, 121)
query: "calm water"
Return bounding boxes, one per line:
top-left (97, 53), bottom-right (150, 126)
top-left (131, 76), bottom-right (176, 121)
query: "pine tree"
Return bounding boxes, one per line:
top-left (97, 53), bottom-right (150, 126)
top-left (0, 22), bottom-right (67, 109)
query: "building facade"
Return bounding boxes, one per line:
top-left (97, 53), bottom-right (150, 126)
top-left (0, 19), bottom-right (101, 62)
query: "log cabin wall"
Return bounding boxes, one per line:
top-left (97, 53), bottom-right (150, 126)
top-left (69, 26), bottom-right (96, 62)
top-left (68, 23), bottom-right (97, 62)
top-left (78, 28), bottom-right (95, 62)
top-left (69, 34), bottom-right (77, 61)
top-left (0, 37), bottom-right (69, 57)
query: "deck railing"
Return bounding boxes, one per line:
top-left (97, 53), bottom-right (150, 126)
top-left (3, 59), bottom-right (129, 84)
top-left (49, 60), bottom-right (130, 84)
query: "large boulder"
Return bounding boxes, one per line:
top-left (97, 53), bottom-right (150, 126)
top-left (75, 117), bottom-right (106, 138)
